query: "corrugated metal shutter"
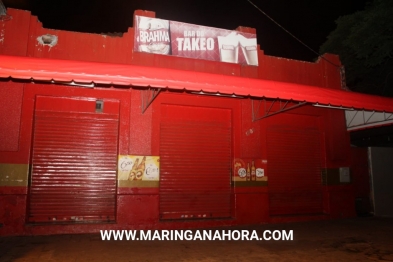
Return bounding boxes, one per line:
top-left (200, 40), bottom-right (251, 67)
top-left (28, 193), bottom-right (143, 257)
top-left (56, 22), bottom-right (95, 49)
top-left (28, 96), bottom-right (119, 223)
top-left (159, 105), bottom-right (232, 220)
top-left (267, 126), bottom-right (323, 215)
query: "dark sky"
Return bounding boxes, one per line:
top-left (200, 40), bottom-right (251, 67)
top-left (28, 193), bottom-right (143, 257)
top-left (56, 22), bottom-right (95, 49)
top-left (3, 0), bottom-right (369, 61)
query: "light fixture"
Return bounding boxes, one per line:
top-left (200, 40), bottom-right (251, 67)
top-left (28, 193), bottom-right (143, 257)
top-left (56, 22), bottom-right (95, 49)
top-left (49, 79), bottom-right (94, 88)
top-left (190, 91), bottom-right (245, 98)
top-left (313, 103), bottom-right (354, 110)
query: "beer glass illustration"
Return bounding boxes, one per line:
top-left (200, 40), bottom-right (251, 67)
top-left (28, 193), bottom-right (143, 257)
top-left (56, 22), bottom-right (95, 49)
top-left (239, 35), bottom-right (258, 66)
top-left (217, 32), bottom-right (239, 63)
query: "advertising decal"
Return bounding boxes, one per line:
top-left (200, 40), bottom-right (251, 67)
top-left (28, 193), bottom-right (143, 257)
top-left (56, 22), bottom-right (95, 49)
top-left (233, 158), bottom-right (267, 184)
top-left (118, 155), bottom-right (160, 181)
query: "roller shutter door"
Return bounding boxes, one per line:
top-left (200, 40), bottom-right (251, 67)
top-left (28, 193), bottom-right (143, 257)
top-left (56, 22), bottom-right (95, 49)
top-left (267, 126), bottom-right (323, 215)
top-left (159, 105), bottom-right (232, 220)
top-left (28, 96), bottom-right (119, 223)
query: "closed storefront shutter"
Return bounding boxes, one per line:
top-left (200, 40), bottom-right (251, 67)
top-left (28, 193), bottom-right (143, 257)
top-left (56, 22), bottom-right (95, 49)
top-left (28, 96), bottom-right (119, 223)
top-left (267, 125), bottom-right (323, 215)
top-left (159, 105), bottom-right (232, 220)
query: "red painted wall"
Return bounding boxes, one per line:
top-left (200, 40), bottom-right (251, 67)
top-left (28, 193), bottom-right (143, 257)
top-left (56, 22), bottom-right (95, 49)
top-left (0, 82), bottom-right (23, 152)
top-left (0, 8), bottom-right (354, 236)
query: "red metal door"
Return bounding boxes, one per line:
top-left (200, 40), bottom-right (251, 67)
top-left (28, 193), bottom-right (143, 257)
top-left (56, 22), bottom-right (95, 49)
top-left (159, 105), bottom-right (232, 220)
top-left (267, 125), bottom-right (323, 215)
top-left (28, 96), bottom-right (119, 223)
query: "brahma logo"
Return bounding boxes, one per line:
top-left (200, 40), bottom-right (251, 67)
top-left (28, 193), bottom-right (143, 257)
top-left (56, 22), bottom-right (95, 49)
top-left (136, 16), bottom-right (171, 55)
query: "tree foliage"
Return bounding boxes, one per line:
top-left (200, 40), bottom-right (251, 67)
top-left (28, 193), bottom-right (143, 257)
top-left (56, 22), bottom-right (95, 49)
top-left (320, 0), bottom-right (393, 96)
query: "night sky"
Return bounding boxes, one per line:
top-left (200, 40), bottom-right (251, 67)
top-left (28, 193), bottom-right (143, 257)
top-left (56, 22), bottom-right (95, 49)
top-left (3, 0), bottom-right (369, 61)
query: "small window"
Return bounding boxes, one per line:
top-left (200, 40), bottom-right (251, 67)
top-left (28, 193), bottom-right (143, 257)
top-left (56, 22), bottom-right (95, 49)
top-left (96, 100), bottom-right (104, 113)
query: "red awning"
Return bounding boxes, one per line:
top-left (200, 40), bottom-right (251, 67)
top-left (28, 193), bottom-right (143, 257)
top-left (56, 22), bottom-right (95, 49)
top-left (1, 55), bottom-right (393, 112)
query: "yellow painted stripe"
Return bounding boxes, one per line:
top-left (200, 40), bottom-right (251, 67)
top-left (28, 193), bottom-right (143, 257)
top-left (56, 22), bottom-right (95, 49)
top-left (232, 181), bottom-right (268, 187)
top-left (118, 180), bottom-right (159, 188)
top-left (0, 163), bottom-right (29, 187)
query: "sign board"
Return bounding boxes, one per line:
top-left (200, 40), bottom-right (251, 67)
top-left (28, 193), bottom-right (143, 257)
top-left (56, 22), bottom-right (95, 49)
top-left (134, 15), bottom-right (258, 66)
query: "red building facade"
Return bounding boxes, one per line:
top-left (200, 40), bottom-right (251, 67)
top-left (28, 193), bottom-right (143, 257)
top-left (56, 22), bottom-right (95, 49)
top-left (0, 8), bottom-right (365, 236)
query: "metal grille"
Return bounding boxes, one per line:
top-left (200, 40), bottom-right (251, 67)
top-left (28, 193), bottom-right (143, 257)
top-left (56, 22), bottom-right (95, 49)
top-left (267, 126), bottom-right (323, 215)
top-left (159, 105), bottom-right (232, 220)
top-left (28, 97), bottom-right (119, 223)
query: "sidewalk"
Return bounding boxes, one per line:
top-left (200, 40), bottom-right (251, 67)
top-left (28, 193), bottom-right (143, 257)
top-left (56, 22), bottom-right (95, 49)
top-left (1, 217), bottom-right (393, 262)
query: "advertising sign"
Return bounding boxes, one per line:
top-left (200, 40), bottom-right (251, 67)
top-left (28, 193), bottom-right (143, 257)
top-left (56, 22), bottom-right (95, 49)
top-left (134, 15), bottom-right (258, 66)
top-left (233, 158), bottom-right (267, 182)
top-left (118, 155), bottom-right (160, 181)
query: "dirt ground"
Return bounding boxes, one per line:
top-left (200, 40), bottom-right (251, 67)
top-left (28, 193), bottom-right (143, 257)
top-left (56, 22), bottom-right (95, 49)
top-left (1, 217), bottom-right (393, 262)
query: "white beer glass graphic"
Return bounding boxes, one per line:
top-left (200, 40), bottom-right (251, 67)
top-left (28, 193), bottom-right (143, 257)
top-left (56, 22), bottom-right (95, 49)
top-left (239, 35), bottom-right (258, 66)
top-left (218, 32), bottom-right (239, 63)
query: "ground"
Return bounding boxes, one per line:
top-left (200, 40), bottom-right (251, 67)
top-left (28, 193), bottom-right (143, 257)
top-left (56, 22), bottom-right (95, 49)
top-left (1, 217), bottom-right (393, 261)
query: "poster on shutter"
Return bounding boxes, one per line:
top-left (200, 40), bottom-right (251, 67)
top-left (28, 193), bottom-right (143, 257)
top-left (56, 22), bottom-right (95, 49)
top-left (134, 15), bottom-right (258, 66)
top-left (233, 158), bottom-right (267, 182)
top-left (118, 155), bottom-right (160, 181)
